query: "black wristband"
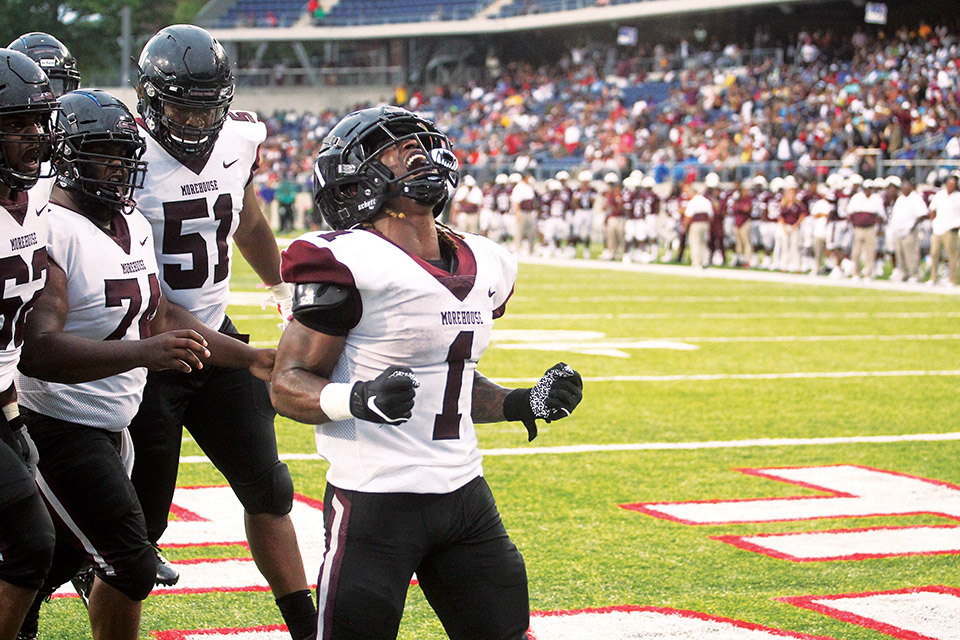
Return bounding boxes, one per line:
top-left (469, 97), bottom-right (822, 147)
top-left (503, 388), bottom-right (538, 441)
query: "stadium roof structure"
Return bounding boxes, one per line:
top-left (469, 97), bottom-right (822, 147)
top-left (209, 0), bottom-right (824, 42)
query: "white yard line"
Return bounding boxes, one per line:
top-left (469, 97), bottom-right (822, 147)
top-left (495, 369), bottom-right (960, 383)
top-left (505, 311), bottom-right (960, 320)
top-left (179, 431), bottom-right (960, 464)
top-left (520, 256), bottom-right (960, 296)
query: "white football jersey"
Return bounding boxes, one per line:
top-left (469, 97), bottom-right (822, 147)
top-left (281, 230), bottom-right (517, 494)
top-left (135, 112), bottom-right (266, 328)
top-left (0, 180), bottom-right (52, 391)
top-left (17, 205), bottom-right (160, 431)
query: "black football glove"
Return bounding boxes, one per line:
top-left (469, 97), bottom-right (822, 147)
top-left (503, 362), bottom-right (583, 441)
top-left (350, 366), bottom-right (419, 425)
top-left (0, 413), bottom-right (38, 476)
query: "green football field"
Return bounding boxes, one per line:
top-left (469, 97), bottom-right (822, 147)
top-left (38, 255), bottom-right (960, 639)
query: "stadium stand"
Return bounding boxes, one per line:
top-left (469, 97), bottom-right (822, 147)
top-left (315, 0), bottom-right (495, 26)
top-left (214, 0), bottom-right (307, 28)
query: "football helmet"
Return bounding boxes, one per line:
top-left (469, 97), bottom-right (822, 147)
top-left (312, 106), bottom-right (459, 230)
top-left (0, 48), bottom-right (60, 192)
top-left (8, 32), bottom-right (81, 97)
top-left (56, 90), bottom-right (146, 219)
top-left (136, 25), bottom-right (234, 159)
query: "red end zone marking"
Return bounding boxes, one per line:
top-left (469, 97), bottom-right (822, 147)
top-left (168, 504), bottom-right (207, 522)
top-left (528, 605), bottom-right (836, 639)
top-left (152, 623), bottom-right (288, 639)
top-left (150, 607), bottom-right (836, 639)
top-left (713, 524), bottom-right (960, 562)
top-left (779, 586), bottom-right (960, 640)
top-left (620, 464), bottom-right (960, 525)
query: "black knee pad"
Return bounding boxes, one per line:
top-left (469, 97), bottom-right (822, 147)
top-left (0, 492), bottom-right (55, 590)
top-left (233, 461), bottom-right (294, 516)
top-left (97, 544), bottom-right (156, 601)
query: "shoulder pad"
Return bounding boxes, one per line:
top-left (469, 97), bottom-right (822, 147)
top-left (292, 282), bottom-right (352, 312)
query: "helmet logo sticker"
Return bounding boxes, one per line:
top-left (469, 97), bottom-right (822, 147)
top-left (357, 198), bottom-right (377, 211)
top-left (337, 164), bottom-right (357, 175)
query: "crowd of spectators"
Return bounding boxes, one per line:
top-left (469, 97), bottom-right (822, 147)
top-left (255, 20), bottom-right (959, 199)
top-left (252, 19), bottom-right (960, 280)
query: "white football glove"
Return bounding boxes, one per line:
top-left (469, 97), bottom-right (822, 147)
top-left (262, 282), bottom-right (295, 330)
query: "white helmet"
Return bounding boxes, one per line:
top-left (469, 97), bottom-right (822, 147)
top-left (884, 175), bottom-right (902, 188)
top-left (578, 169), bottom-right (593, 182)
top-left (641, 176), bottom-right (656, 188)
top-left (752, 175), bottom-right (768, 188)
top-left (783, 175), bottom-right (798, 190)
top-left (463, 175), bottom-right (477, 187)
top-left (704, 172), bottom-right (720, 189)
top-left (629, 169), bottom-right (644, 180)
top-left (547, 179), bottom-right (562, 191)
top-left (863, 178), bottom-right (876, 189)
top-left (604, 172), bottom-right (620, 184)
top-left (622, 176), bottom-right (639, 189)
top-left (495, 173), bottom-right (508, 185)
top-left (849, 173), bottom-right (864, 185)
top-left (825, 173), bottom-right (842, 190)
top-left (509, 173), bottom-right (523, 184)
top-left (555, 170), bottom-right (570, 181)
top-left (769, 177), bottom-right (784, 192)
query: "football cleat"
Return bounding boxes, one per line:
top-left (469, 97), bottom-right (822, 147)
top-left (154, 545), bottom-right (180, 586)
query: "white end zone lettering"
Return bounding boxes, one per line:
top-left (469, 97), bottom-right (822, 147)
top-left (621, 465), bottom-right (960, 525)
top-left (54, 486), bottom-right (325, 598)
top-left (149, 607), bottom-right (837, 640)
top-left (153, 624), bottom-right (288, 639)
top-left (779, 586), bottom-right (960, 640)
top-left (529, 605), bottom-right (836, 639)
top-left (713, 525), bottom-right (960, 562)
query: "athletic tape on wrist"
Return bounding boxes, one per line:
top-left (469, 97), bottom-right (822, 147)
top-left (319, 383), bottom-right (353, 422)
top-left (2, 402), bottom-right (19, 422)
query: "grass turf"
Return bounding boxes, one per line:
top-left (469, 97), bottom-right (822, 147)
top-left (37, 257), bottom-right (960, 639)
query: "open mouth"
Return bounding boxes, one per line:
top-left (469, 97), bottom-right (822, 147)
top-left (20, 147), bottom-right (41, 168)
top-left (403, 148), bottom-right (428, 172)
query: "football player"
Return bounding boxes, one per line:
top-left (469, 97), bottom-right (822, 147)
top-left (7, 32), bottom-right (81, 98)
top-left (125, 25), bottom-right (317, 640)
top-left (569, 169), bottom-right (595, 258)
top-left (0, 48), bottom-right (59, 640)
top-left (16, 89), bottom-right (275, 640)
top-left (271, 106), bottom-right (583, 640)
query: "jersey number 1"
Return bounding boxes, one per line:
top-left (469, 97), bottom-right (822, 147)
top-left (433, 331), bottom-right (474, 441)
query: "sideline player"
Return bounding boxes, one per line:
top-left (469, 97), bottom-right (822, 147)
top-left (271, 105), bottom-right (583, 639)
top-left (17, 88), bottom-right (275, 640)
top-left (7, 32), bottom-right (81, 98)
top-left (0, 48), bottom-right (59, 640)
top-left (126, 25), bottom-right (317, 639)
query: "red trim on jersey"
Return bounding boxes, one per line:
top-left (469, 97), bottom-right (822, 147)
top-left (371, 229), bottom-right (478, 302)
top-left (280, 239), bottom-right (358, 288)
top-left (0, 190), bottom-right (29, 226)
top-left (247, 143), bottom-right (262, 188)
top-left (103, 212), bottom-right (132, 254)
top-left (493, 285), bottom-right (514, 319)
